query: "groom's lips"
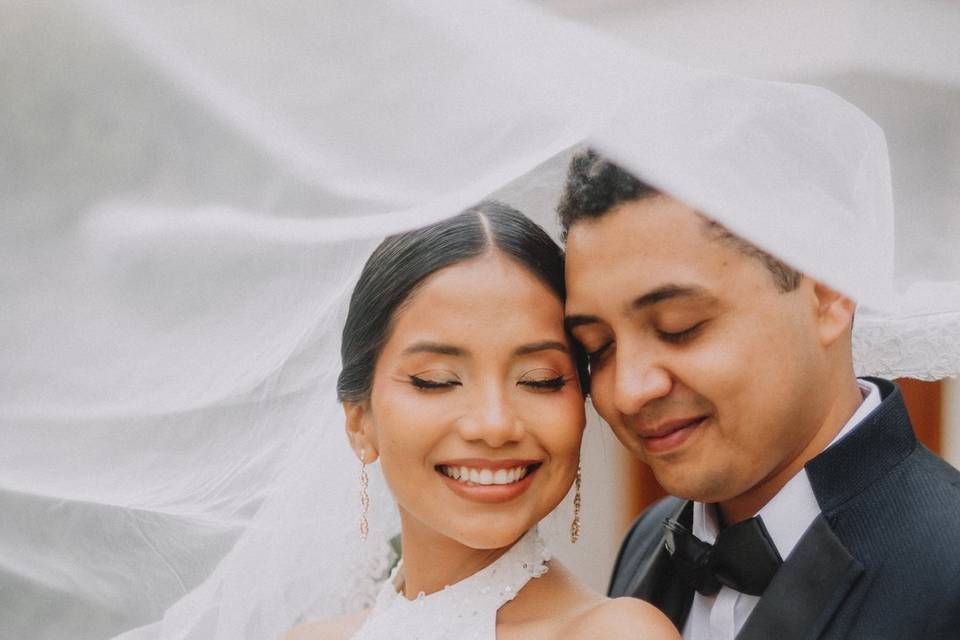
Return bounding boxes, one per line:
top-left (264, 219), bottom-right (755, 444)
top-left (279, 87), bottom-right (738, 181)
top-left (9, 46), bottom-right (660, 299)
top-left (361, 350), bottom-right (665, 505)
top-left (637, 416), bottom-right (708, 454)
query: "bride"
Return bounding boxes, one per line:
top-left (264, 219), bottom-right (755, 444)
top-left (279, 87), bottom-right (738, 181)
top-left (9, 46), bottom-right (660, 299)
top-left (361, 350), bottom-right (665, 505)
top-left (286, 201), bottom-right (679, 639)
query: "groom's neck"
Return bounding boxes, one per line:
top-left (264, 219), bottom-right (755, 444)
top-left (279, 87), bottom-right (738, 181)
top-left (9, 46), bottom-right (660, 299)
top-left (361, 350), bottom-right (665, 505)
top-left (717, 371), bottom-right (864, 525)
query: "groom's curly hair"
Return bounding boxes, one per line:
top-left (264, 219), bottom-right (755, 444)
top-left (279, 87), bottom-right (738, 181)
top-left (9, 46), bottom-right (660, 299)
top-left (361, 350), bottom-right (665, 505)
top-left (557, 148), bottom-right (802, 292)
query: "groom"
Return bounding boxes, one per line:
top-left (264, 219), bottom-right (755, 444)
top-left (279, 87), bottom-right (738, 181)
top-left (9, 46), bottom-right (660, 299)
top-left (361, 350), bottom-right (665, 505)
top-left (558, 149), bottom-right (960, 639)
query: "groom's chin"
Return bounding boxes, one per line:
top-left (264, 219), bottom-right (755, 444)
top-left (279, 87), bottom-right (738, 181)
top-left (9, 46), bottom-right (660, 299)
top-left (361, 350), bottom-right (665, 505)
top-left (646, 461), bottom-right (732, 504)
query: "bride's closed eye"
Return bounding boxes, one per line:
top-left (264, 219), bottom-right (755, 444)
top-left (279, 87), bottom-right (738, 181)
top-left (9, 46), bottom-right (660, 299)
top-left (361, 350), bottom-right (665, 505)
top-left (409, 373), bottom-right (462, 391)
top-left (518, 369), bottom-right (570, 392)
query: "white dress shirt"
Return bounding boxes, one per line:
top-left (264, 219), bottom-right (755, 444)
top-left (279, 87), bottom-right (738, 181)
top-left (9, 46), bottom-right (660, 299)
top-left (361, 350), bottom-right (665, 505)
top-left (682, 380), bottom-right (882, 640)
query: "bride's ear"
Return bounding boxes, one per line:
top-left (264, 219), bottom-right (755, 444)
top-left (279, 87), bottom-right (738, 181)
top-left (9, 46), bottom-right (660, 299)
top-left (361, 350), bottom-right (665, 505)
top-left (343, 401), bottom-right (379, 464)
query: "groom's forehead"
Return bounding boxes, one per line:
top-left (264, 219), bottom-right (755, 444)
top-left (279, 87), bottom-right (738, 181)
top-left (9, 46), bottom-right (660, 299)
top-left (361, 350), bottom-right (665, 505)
top-left (566, 201), bottom-right (751, 252)
top-left (564, 206), bottom-right (728, 308)
top-left (564, 197), bottom-right (800, 296)
top-left (565, 200), bottom-right (744, 270)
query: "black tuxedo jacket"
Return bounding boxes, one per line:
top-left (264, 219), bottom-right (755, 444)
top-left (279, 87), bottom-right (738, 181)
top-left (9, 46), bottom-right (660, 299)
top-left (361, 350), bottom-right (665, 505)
top-left (608, 378), bottom-right (960, 639)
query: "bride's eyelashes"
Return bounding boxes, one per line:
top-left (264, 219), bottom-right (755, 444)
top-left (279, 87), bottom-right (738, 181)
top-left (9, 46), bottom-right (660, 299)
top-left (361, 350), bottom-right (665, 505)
top-left (518, 375), bottom-right (568, 392)
top-left (407, 372), bottom-right (570, 392)
top-left (409, 374), bottom-right (462, 390)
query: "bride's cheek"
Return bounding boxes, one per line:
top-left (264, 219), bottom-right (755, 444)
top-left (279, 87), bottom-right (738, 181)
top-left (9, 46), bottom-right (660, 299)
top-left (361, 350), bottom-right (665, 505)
top-left (530, 404), bottom-right (585, 467)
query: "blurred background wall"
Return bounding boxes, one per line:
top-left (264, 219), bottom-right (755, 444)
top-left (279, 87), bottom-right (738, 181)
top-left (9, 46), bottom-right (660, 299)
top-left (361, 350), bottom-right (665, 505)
top-left (539, 0), bottom-right (960, 592)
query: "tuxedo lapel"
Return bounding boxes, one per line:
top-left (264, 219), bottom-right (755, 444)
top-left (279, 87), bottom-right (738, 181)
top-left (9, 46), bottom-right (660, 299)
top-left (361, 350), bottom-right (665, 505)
top-left (627, 500), bottom-right (695, 630)
top-left (737, 515), bottom-right (863, 640)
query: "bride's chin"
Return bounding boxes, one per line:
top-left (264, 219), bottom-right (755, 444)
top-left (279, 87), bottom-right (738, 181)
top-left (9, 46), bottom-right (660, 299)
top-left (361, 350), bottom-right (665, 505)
top-left (445, 516), bottom-right (541, 551)
top-left (456, 528), bottom-right (531, 551)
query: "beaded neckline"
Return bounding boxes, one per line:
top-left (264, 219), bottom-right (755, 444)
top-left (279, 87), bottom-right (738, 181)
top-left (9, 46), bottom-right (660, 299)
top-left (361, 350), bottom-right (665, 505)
top-left (351, 528), bottom-right (550, 639)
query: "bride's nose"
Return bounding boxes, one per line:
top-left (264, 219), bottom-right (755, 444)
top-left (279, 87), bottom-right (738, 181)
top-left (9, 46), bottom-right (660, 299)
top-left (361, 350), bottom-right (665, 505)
top-left (455, 383), bottom-right (523, 447)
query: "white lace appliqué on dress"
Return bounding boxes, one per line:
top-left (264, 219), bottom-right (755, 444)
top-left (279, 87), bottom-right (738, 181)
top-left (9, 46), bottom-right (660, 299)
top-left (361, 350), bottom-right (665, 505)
top-left (351, 528), bottom-right (550, 640)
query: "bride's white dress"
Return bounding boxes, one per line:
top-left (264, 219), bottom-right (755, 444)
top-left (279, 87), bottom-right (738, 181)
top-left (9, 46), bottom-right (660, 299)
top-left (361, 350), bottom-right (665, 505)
top-left (351, 529), bottom-right (550, 640)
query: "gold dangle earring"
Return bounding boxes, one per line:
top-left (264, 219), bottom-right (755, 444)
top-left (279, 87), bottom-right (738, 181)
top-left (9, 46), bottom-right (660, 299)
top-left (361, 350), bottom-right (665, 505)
top-left (359, 448), bottom-right (370, 541)
top-left (570, 464), bottom-right (582, 544)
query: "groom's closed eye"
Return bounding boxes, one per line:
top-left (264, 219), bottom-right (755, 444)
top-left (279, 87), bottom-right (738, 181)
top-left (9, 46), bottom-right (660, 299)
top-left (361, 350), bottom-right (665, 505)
top-left (569, 333), bottom-right (613, 368)
top-left (585, 344), bottom-right (613, 369)
top-left (656, 320), bottom-right (708, 344)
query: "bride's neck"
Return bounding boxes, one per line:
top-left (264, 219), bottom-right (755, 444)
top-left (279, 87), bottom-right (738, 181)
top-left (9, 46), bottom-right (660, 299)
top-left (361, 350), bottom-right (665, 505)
top-left (396, 510), bottom-right (516, 599)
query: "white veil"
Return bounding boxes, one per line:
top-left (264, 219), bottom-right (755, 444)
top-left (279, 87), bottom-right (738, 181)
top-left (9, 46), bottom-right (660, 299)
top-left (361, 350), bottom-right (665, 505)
top-left (1, 1), bottom-right (957, 639)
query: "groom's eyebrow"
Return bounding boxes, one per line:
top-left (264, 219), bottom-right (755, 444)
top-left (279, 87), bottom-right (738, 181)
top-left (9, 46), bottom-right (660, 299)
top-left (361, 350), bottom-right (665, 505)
top-left (565, 283), bottom-right (710, 330)
top-left (565, 314), bottom-right (600, 331)
top-left (630, 284), bottom-right (707, 310)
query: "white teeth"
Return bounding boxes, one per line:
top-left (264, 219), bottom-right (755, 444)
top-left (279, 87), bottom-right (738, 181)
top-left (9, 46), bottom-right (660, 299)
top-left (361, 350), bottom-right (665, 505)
top-left (439, 465), bottom-right (531, 485)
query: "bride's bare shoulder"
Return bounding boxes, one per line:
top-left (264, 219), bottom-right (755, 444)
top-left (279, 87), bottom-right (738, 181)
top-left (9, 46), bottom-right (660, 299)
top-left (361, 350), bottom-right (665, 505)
top-left (563, 597), bottom-right (681, 640)
top-left (283, 611), bottom-right (368, 640)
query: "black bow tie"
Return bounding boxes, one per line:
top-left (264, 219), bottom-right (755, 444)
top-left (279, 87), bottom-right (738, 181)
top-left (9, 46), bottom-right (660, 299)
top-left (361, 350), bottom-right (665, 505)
top-left (663, 515), bottom-right (783, 597)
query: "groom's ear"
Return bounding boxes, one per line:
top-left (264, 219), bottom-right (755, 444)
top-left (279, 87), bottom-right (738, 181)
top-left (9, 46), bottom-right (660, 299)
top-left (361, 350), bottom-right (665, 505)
top-left (811, 279), bottom-right (856, 348)
top-left (343, 401), bottom-right (379, 463)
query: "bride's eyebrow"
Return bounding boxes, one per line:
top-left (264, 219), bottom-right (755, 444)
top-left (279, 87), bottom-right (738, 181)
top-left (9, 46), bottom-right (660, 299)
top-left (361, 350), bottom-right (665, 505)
top-left (400, 340), bottom-right (568, 358)
top-left (401, 341), bottom-right (465, 357)
top-left (513, 340), bottom-right (569, 356)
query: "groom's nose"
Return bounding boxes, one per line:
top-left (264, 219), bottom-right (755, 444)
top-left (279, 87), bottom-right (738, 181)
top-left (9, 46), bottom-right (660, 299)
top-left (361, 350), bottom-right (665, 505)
top-left (611, 346), bottom-right (672, 417)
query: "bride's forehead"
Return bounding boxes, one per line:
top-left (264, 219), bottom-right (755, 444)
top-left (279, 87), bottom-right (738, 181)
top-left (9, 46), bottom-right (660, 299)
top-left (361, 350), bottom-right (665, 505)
top-left (406, 254), bottom-right (561, 309)
top-left (387, 290), bottom-right (565, 353)
top-left (392, 288), bottom-right (564, 341)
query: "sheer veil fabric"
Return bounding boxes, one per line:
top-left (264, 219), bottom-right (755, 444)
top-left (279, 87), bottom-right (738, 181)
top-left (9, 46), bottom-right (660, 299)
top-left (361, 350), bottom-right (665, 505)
top-left (1, 1), bottom-right (957, 639)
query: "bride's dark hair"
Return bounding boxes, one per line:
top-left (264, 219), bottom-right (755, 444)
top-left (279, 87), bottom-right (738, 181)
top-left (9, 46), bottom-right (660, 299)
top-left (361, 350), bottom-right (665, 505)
top-left (338, 200), bottom-right (587, 403)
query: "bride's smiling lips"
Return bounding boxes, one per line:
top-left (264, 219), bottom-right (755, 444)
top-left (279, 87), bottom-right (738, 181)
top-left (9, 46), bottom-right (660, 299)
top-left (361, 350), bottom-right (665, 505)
top-left (434, 458), bottom-right (543, 503)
